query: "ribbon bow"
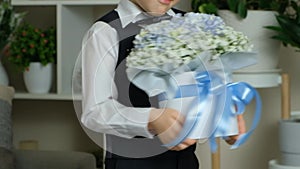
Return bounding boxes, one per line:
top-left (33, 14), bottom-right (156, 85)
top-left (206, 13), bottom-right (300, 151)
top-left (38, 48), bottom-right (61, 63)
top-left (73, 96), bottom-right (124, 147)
top-left (209, 82), bottom-right (262, 152)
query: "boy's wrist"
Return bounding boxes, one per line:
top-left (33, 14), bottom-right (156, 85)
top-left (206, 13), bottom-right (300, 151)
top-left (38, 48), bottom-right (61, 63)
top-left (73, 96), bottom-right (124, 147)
top-left (148, 108), bottom-right (160, 135)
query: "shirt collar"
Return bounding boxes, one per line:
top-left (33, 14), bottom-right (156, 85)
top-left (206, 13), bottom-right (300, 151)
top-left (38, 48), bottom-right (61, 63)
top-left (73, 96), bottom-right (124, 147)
top-left (115, 0), bottom-right (176, 28)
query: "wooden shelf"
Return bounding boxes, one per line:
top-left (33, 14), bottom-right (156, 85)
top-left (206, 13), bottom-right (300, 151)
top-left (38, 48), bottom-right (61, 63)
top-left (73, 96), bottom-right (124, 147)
top-left (14, 92), bottom-right (74, 100)
top-left (232, 69), bottom-right (282, 88)
top-left (10, 0), bottom-right (116, 100)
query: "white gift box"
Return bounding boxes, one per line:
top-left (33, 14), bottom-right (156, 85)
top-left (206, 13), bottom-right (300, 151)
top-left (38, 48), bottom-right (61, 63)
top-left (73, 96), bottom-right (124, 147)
top-left (157, 71), bottom-right (239, 141)
top-left (126, 52), bottom-right (259, 147)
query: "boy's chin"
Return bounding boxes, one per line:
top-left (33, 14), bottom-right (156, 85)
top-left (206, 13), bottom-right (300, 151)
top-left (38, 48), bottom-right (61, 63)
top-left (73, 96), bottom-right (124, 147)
top-left (147, 10), bottom-right (169, 16)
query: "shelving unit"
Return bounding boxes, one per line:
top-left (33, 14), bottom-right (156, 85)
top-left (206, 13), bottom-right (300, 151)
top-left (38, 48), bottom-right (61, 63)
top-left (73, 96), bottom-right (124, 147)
top-left (11, 0), bottom-right (119, 100)
top-left (232, 69), bottom-right (282, 88)
top-left (9, 1), bottom-right (287, 168)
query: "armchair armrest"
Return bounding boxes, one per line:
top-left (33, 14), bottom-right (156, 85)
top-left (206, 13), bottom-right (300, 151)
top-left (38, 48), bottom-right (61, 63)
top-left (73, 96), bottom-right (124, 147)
top-left (14, 150), bottom-right (97, 169)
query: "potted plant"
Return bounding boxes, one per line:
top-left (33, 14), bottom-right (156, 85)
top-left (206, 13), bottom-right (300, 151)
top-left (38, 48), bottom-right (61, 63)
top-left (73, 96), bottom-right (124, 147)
top-left (0, 0), bottom-right (25, 85)
top-left (191, 0), bottom-right (291, 87)
top-left (191, 0), bottom-right (288, 18)
top-left (266, 0), bottom-right (300, 51)
top-left (192, 0), bottom-right (289, 18)
top-left (270, 3), bottom-right (300, 163)
top-left (8, 23), bottom-right (56, 93)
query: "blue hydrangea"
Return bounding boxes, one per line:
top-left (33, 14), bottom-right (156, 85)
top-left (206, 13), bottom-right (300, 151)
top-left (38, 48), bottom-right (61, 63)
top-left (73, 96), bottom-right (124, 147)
top-left (127, 12), bottom-right (253, 69)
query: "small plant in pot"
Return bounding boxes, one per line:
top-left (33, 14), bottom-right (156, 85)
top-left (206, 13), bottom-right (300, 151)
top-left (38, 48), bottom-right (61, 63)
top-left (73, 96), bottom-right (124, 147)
top-left (8, 23), bottom-right (56, 93)
top-left (0, 0), bottom-right (25, 85)
top-left (0, 0), bottom-right (25, 51)
top-left (9, 23), bottom-right (56, 71)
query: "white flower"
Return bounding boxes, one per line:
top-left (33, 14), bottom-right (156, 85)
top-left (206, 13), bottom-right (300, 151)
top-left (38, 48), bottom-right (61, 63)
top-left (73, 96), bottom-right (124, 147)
top-left (126, 12), bottom-right (253, 69)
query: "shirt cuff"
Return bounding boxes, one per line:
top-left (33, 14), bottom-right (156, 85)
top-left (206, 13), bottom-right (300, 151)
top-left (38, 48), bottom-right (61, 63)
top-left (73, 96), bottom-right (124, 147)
top-left (123, 107), bottom-right (155, 139)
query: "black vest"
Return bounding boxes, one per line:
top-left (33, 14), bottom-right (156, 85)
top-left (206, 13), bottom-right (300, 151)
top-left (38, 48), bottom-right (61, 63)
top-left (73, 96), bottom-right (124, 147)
top-left (96, 9), bottom-right (185, 108)
top-left (95, 9), bottom-right (198, 160)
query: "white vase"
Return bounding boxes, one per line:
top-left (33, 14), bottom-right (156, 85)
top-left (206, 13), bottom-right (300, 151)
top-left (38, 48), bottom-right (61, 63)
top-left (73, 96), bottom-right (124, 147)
top-left (23, 62), bottom-right (53, 94)
top-left (218, 10), bottom-right (281, 71)
top-left (269, 160), bottom-right (299, 169)
top-left (0, 61), bottom-right (9, 86)
top-left (279, 119), bottom-right (300, 166)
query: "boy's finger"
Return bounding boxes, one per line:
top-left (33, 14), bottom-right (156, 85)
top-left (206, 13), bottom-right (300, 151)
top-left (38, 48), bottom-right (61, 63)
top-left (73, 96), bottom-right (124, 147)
top-left (182, 139), bottom-right (197, 146)
top-left (170, 143), bottom-right (188, 151)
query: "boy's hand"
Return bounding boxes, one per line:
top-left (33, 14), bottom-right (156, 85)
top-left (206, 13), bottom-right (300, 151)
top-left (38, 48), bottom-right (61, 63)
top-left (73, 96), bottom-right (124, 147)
top-left (225, 114), bottom-right (246, 145)
top-left (170, 138), bottom-right (197, 151)
top-left (148, 108), bottom-right (196, 151)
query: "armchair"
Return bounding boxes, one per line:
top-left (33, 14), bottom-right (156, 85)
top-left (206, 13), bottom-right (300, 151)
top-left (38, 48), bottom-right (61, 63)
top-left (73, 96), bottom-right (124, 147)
top-left (14, 150), bottom-right (98, 169)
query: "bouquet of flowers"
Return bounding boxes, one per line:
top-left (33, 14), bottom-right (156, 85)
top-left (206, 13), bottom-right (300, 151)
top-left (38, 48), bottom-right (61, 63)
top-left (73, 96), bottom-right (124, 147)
top-left (126, 13), bottom-right (261, 151)
top-left (127, 13), bottom-right (253, 69)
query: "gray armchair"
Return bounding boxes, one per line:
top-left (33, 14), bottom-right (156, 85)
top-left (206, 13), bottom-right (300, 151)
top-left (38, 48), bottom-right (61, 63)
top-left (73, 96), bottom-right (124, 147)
top-left (14, 150), bottom-right (98, 169)
top-left (0, 148), bottom-right (98, 169)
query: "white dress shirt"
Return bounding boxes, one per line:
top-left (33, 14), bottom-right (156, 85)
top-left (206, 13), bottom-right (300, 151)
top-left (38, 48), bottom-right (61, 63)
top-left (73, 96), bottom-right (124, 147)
top-left (80, 0), bottom-right (176, 138)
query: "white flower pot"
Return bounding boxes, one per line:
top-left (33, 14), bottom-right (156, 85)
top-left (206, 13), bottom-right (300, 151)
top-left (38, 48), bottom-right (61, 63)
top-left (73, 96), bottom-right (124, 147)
top-left (23, 62), bottom-right (53, 94)
top-left (279, 119), bottom-right (300, 154)
top-left (269, 160), bottom-right (300, 169)
top-left (280, 153), bottom-right (300, 166)
top-left (218, 10), bottom-right (281, 71)
top-left (279, 119), bottom-right (300, 166)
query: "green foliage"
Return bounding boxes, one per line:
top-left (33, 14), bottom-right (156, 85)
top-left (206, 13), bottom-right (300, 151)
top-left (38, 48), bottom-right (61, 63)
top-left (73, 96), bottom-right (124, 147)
top-left (191, 0), bottom-right (289, 18)
top-left (265, 1), bottom-right (300, 51)
top-left (0, 0), bottom-right (25, 52)
top-left (8, 23), bottom-right (56, 71)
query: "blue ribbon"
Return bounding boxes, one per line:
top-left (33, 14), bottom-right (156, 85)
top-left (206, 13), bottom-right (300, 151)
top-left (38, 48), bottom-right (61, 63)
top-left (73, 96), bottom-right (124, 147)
top-left (209, 81), bottom-right (262, 152)
top-left (159, 71), bottom-right (262, 151)
top-left (158, 71), bottom-right (213, 147)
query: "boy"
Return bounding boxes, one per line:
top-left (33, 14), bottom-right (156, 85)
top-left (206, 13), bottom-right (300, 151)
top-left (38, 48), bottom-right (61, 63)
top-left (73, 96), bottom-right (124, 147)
top-left (80, 0), bottom-right (243, 168)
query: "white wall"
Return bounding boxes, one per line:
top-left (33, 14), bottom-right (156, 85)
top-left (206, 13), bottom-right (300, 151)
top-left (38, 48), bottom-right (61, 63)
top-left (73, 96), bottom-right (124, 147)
top-left (175, 0), bottom-right (192, 11)
top-left (11, 0), bottom-right (194, 155)
top-left (194, 46), bottom-right (299, 169)
top-left (174, 1), bottom-right (294, 168)
top-left (12, 100), bottom-right (99, 152)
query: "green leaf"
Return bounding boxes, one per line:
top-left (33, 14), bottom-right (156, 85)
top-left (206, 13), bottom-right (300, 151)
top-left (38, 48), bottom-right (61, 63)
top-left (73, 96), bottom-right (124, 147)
top-left (8, 22), bottom-right (56, 71)
top-left (199, 3), bottom-right (218, 14)
top-left (227, 0), bottom-right (238, 12)
top-left (264, 25), bottom-right (284, 32)
top-left (259, 0), bottom-right (270, 10)
top-left (191, 0), bottom-right (199, 12)
top-left (272, 34), bottom-right (300, 48)
top-left (290, 1), bottom-right (300, 24)
top-left (271, 35), bottom-right (291, 44)
top-left (237, 0), bottom-right (247, 18)
top-left (277, 15), bottom-right (300, 45)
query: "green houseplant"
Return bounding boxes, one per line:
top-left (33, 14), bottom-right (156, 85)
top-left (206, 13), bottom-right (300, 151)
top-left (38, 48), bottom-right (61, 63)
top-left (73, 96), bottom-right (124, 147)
top-left (266, 1), bottom-right (300, 51)
top-left (0, 0), bottom-right (25, 85)
top-left (8, 23), bottom-right (56, 71)
top-left (191, 0), bottom-right (292, 87)
top-left (8, 23), bottom-right (56, 93)
top-left (191, 0), bottom-right (289, 18)
top-left (0, 0), bottom-right (25, 52)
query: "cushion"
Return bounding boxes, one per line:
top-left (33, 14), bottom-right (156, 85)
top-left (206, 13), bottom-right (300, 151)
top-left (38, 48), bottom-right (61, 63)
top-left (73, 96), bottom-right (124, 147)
top-left (0, 86), bottom-right (15, 169)
top-left (0, 98), bottom-right (13, 149)
top-left (0, 85), bottom-right (14, 149)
